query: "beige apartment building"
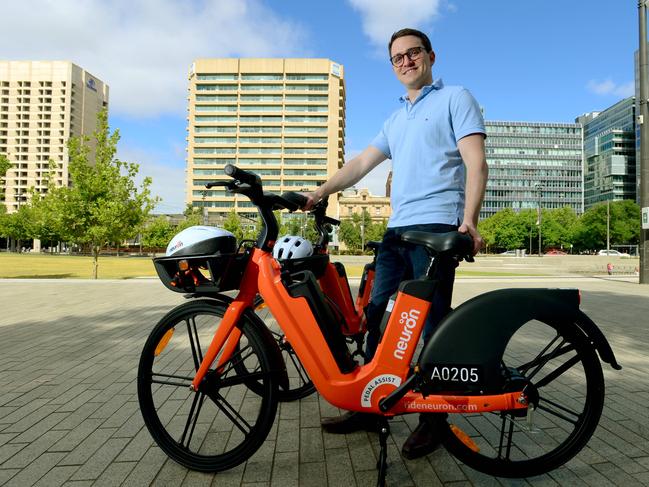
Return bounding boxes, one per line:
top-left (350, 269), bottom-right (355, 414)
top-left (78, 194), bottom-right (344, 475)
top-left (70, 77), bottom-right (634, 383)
top-left (186, 58), bottom-right (345, 221)
top-left (0, 61), bottom-right (109, 213)
top-left (338, 188), bottom-right (391, 222)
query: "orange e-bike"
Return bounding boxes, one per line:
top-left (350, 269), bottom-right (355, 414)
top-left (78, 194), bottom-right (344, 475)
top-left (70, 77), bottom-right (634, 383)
top-left (247, 195), bottom-right (378, 400)
top-left (138, 165), bottom-right (621, 485)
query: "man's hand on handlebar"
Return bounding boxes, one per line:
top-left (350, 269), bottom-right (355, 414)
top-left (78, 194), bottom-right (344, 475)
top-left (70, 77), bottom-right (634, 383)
top-left (302, 190), bottom-right (323, 211)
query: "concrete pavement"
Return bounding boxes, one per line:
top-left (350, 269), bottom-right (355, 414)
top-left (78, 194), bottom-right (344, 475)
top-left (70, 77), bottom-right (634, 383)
top-left (0, 277), bottom-right (648, 486)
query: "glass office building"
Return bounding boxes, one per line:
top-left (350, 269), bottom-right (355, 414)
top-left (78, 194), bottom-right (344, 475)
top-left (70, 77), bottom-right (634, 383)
top-left (482, 121), bottom-right (583, 219)
top-left (576, 97), bottom-right (636, 210)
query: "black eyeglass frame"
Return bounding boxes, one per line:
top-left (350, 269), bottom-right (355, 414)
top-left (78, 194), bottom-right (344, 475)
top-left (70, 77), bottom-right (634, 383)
top-left (389, 46), bottom-right (427, 67)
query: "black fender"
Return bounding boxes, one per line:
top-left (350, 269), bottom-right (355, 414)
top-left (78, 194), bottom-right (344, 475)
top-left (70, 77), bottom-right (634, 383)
top-left (187, 295), bottom-right (290, 392)
top-left (417, 288), bottom-right (620, 394)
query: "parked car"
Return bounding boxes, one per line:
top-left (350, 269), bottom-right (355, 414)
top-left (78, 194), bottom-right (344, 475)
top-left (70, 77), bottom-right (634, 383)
top-left (545, 249), bottom-right (567, 255)
top-left (499, 250), bottom-right (517, 256)
top-left (597, 249), bottom-right (630, 257)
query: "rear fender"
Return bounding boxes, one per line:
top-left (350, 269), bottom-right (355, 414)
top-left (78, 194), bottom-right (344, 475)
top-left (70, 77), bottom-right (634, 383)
top-left (574, 310), bottom-right (621, 370)
top-left (417, 288), bottom-right (619, 394)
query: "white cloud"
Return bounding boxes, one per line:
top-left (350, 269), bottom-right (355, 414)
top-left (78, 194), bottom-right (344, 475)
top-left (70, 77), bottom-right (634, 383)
top-left (587, 79), bottom-right (634, 98)
top-left (347, 0), bottom-right (442, 50)
top-left (0, 0), bottom-right (306, 118)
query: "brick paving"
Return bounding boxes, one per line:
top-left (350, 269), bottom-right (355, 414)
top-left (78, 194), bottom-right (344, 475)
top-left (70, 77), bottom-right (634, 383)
top-left (0, 277), bottom-right (648, 486)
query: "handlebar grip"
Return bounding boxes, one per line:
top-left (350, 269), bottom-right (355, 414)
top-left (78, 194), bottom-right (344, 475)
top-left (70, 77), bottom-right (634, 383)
top-left (205, 181), bottom-right (230, 189)
top-left (280, 191), bottom-right (309, 209)
top-left (224, 164), bottom-right (261, 186)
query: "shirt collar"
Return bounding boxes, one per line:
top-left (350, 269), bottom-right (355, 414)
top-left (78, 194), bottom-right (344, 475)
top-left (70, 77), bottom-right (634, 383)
top-left (399, 78), bottom-right (444, 104)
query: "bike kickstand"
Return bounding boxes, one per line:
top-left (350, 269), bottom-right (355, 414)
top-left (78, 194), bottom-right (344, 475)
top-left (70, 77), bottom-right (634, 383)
top-left (376, 417), bottom-right (390, 487)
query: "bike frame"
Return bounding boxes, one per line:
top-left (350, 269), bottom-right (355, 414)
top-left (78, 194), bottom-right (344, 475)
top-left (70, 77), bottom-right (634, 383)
top-left (316, 260), bottom-right (365, 335)
top-left (191, 246), bottom-right (527, 416)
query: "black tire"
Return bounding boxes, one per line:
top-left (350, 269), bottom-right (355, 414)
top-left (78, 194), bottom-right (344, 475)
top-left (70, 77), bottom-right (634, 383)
top-left (137, 299), bottom-right (279, 472)
top-left (233, 296), bottom-right (315, 402)
top-left (441, 317), bottom-right (605, 478)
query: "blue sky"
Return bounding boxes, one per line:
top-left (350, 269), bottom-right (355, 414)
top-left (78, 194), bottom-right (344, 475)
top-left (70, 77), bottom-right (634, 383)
top-left (0, 1), bottom-right (640, 212)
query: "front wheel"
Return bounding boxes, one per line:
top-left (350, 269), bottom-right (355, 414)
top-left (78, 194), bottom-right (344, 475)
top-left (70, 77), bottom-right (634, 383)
top-left (233, 297), bottom-right (315, 402)
top-left (137, 299), bottom-right (279, 472)
top-left (441, 316), bottom-right (604, 478)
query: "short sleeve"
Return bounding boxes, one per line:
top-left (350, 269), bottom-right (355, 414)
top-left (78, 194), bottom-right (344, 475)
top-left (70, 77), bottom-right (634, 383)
top-left (370, 120), bottom-right (391, 159)
top-left (451, 88), bottom-right (486, 141)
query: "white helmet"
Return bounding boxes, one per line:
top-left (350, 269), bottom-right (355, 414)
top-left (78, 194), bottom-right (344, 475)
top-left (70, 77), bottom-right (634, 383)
top-left (166, 225), bottom-right (236, 257)
top-left (273, 235), bottom-right (313, 260)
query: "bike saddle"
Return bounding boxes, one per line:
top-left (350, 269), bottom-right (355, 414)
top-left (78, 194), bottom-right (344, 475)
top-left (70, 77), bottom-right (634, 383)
top-left (400, 231), bottom-right (473, 260)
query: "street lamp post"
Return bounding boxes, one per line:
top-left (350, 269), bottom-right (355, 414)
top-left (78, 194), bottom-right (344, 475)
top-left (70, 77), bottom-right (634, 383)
top-left (536, 184), bottom-right (543, 256)
top-left (606, 199), bottom-right (610, 254)
top-left (360, 210), bottom-right (365, 253)
top-left (201, 190), bottom-right (208, 225)
top-left (639, 0), bottom-right (649, 284)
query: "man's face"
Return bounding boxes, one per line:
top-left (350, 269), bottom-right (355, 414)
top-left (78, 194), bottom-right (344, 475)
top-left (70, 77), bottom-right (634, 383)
top-left (390, 35), bottom-right (435, 90)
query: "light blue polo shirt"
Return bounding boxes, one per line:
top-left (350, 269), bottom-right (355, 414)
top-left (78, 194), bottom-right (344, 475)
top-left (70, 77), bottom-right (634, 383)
top-left (371, 79), bottom-right (485, 228)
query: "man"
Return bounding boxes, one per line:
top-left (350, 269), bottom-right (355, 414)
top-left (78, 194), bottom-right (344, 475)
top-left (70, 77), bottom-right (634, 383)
top-left (304, 28), bottom-right (488, 459)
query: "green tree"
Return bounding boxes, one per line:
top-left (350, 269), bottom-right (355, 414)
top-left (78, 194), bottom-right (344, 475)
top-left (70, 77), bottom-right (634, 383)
top-left (0, 205), bottom-right (33, 251)
top-left (0, 153), bottom-right (11, 208)
top-left (222, 210), bottom-right (244, 241)
top-left (574, 200), bottom-right (640, 252)
top-left (338, 211), bottom-right (381, 253)
top-left (366, 218), bottom-right (387, 245)
top-left (141, 216), bottom-right (175, 250)
top-left (277, 212), bottom-right (318, 244)
top-left (28, 193), bottom-right (62, 249)
top-left (611, 200), bottom-right (641, 245)
top-left (541, 206), bottom-right (578, 250)
top-left (478, 216), bottom-right (496, 253)
top-left (25, 160), bottom-right (66, 250)
top-left (479, 208), bottom-right (527, 251)
top-left (515, 209), bottom-right (538, 254)
top-left (177, 205), bottom-right (202, 231)
top-left (48, 109), bottom-right (157, 278)
top-left (338, 216), bottom-right (361, 252)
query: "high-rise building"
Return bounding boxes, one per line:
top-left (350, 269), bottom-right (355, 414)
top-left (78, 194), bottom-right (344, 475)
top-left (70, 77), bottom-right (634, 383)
top-left (0, 61), bottom-right (109, 213)
top-left (186, 58), bottom-right (345, 221)
top-left (482, 121), bottom-right (583, 219)
top-left (576, 97), bottom-right (636, 210)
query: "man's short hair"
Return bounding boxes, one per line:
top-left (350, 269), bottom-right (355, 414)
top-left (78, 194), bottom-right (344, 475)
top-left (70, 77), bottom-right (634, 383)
top-left (388, 28), bottom-right (432, 55)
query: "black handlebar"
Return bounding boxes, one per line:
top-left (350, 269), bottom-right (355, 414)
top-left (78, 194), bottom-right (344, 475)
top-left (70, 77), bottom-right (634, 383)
top-left (205, 181), bottom-right (232, 189)
top-left (224, 164), bottom-right (261, 186)
top-left (279, 191), bottom-right (341, 249)
top-left (281, 191), bottom-right (309, 209)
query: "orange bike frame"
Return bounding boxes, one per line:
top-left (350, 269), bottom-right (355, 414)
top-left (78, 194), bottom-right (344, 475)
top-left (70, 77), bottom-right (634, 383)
top-left (191, 248), bottom-right (528, 415)
top-left (355, 266), bottom-right (374, 314)
top-left (317, 263), bottom-right (363, 335)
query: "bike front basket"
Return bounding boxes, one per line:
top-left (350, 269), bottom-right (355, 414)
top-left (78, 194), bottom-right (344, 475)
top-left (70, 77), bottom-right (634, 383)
top-left (153, 251), bottom-right (248, 294)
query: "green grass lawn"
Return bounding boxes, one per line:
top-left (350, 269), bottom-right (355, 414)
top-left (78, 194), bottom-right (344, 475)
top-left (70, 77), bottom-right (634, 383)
top-left (0, 252), bottom-right (158, 279)
top-left (1, 253), bottom-right (537, 279)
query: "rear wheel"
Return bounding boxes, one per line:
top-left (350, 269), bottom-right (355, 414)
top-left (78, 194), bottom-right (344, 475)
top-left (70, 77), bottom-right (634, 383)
top-left (234, 296), bottom-right (315, 402)
top-left (442, 317), bottom-right (604, 478)
top-left (138, 299), bottom-right (278, 472)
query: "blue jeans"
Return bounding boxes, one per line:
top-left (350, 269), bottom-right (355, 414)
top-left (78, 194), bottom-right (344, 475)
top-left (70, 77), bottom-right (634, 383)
top-left (364, 223), bottom-right (459, 361)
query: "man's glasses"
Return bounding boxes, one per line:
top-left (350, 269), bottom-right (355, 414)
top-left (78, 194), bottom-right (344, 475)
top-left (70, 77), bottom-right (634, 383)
top-left (390, 46), bottom-right (426, 67)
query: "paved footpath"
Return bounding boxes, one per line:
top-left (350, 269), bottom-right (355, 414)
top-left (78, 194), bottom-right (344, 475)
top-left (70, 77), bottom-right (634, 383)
top-left (0, 277), bottom-right (648, 486)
